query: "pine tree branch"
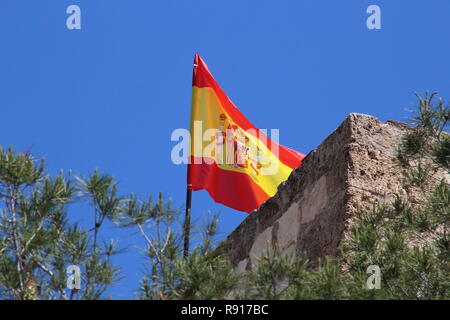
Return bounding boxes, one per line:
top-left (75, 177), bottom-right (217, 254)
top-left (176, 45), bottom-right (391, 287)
top-left (7, 184), bottom-right (25, 298)
top-left (137, 222), bottom-right (163, 266)
top-left (33, 259), bottom-right (68, 300)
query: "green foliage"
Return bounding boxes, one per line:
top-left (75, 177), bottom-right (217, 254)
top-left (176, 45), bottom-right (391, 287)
top-left (433, 135), bottom-right (450, 169)
top-left (243, 248), bottom-right (308, 300)
top-left (344, 177), bottom-right (449, 299)
top-left (0, 147), bottom-right (120, 300)
top-left (112, 190), bottom-right (234, 300)
top-left (346, 92), bottom-right (448, 299)
top-left (403, 162), bottom-right (430, 188)
top-left (399, 128), bottom-right (428, 159)
top-left (397, 91), bottom-right (449, 171)
top-left (171, 249), bottom-right (239, 299)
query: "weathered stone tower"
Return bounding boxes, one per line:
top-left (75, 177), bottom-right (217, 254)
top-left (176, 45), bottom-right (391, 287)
top-left (219, 113), bottom-right (448, 272)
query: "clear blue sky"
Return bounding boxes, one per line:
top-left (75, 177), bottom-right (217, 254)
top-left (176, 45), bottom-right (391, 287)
top-left (0, 0), bottom-right (449, 299)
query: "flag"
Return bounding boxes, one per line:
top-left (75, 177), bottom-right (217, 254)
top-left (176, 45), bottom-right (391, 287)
top-left (188, 54), bottom-right (305, 213)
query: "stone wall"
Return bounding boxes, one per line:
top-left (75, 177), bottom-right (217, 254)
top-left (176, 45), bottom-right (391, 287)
top-left (218, 113), bottom-right (448, 272)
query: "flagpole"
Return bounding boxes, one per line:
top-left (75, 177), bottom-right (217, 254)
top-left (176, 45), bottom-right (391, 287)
top-left (183, 188), bottom-right (192, 258)
top-left (183, 53), bottom-right (199, 258)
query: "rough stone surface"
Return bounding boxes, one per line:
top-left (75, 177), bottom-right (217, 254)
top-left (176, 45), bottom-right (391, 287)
top-left (218, 113), bottom-right (449, 269)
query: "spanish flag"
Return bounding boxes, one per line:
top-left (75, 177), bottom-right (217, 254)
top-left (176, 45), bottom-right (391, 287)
top-left (188, 54), bottom-right (305, 213)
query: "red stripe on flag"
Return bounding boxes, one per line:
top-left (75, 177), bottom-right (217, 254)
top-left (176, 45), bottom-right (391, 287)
top-left (188, 156), bottom-right (270, 213)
